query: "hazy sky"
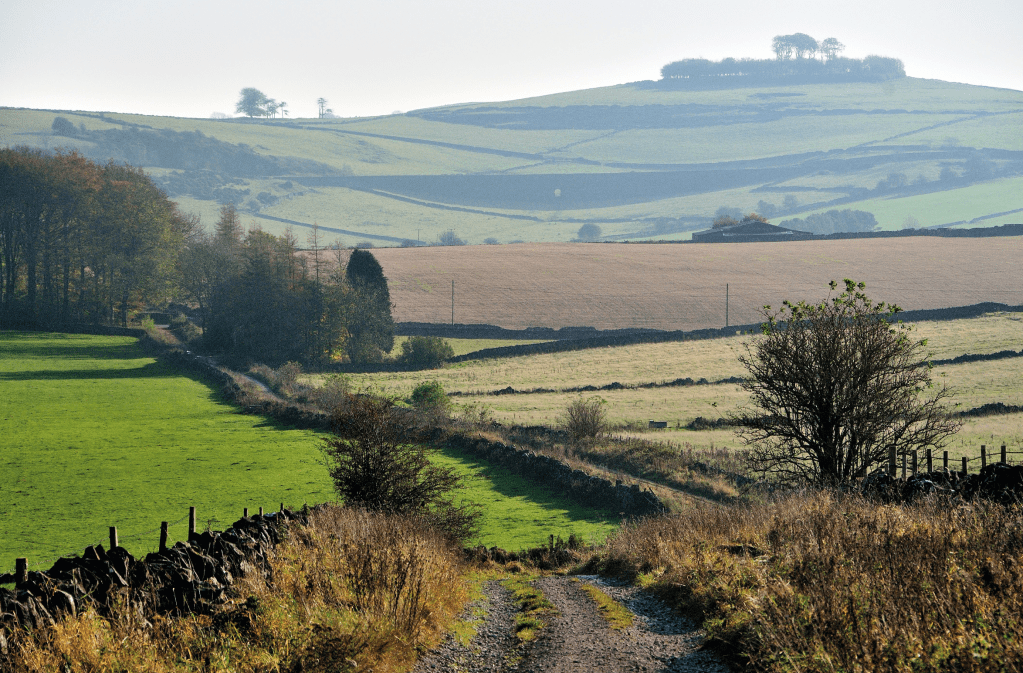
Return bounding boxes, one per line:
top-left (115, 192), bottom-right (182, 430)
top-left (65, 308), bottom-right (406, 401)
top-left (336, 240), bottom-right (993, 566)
top-left (3, 0), bottom-right (1021, 120)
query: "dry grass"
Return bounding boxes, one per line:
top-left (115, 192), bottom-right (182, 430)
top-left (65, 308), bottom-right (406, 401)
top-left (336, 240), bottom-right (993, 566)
top-left (7, 507), bottom-right (469, 673)
top-left (590, 492), bottom-right (1023, 672)
top-left (373, 238), bottom-right (1023, 331)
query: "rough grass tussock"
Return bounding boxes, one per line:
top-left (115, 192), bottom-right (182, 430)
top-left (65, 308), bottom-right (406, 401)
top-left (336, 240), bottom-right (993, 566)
top-left (589, 492), bottom-right (1023, 672)
top-left (5, 507), bottom-right (468, 673)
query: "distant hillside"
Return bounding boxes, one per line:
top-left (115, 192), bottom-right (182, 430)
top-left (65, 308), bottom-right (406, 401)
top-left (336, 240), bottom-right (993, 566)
top-left (2, 76), bottom-right (1021, 246)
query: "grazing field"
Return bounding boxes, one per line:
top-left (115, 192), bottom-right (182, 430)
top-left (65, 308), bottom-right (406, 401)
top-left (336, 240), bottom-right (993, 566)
top-left (322, 312), bottom-right (1023, 466)
top-left (4, 77), bottom-right (1022, 245)
top-left (0, 333), bottom-right (616, 574)
top-left (373, 237), bottom-right (1023, 331)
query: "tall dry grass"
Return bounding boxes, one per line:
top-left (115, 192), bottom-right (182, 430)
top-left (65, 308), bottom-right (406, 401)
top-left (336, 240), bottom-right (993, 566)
top-left (7, 507), bottom-right (468, 673)
top-left (591, 492), bottom-right (1023, 672)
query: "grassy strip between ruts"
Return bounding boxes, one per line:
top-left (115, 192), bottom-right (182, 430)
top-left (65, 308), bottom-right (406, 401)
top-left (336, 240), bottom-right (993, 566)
top-left (502, 574), bottom-right (556, 643)
top-left (573, 579), bottom-right (634, 630)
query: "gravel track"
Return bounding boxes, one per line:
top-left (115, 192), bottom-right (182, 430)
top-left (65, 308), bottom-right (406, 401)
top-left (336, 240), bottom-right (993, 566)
top-left (413, 576), bottom-right (727, 673)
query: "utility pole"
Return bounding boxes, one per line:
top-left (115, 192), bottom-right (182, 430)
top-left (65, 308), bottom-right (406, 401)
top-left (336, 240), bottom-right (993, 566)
top-left (726, 283), bottom-right (729, 328)
top-left (451, 280), bottom-right (455, 325)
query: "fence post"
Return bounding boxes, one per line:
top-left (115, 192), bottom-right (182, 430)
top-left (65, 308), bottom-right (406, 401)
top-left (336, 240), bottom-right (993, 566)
top-left (259, 506), bottom-right (264, 516)
top-left (243, 507), bottom-right (248, 518)
top-left (280, 502), bottom-right (284, 512)
top-left (889, 446), bottom-right (897, 476)
top-left (926, 449), bottom-right (933, 473)
top-left (962, 456), bottom-right (968, 475)
top-left (1002, 445), bottom-right (1007, 464)
top-left (901, 453), bottom-right (907, 479)
top-left (943, 451), bottom-right (948, 471)
top-left (981, 446), bottom-right (987, 470)
top-left (109, 526), bottom-right (118, 550)
top-left (912, 451), bottom-right (918, 476)
top-left (188, 507), bottom-right (196, 536)
top-left (15, 558), bottom-right (27, 587)
top-left (159, 522), bottom-right (168, 552)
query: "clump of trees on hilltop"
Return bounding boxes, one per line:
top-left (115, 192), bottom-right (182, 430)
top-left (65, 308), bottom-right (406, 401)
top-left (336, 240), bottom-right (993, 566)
top-left (660, 34), bottom-right (904, 84)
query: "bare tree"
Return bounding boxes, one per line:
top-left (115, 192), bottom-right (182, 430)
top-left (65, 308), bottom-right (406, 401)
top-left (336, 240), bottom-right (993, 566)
top-left (733, 279), bottom-right (960, 487)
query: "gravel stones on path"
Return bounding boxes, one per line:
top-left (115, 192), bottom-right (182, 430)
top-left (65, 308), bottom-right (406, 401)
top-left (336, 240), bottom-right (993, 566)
top-left (413, 575), bottom-right (728, 672)
top-left (412, 580), bottom-right (520, 673)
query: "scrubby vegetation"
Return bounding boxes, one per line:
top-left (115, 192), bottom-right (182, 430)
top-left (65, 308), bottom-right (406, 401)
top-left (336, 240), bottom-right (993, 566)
top-left (589, 491), bottom-right (1023, 672)
top-left (6, 507), bottom-right (469, 673)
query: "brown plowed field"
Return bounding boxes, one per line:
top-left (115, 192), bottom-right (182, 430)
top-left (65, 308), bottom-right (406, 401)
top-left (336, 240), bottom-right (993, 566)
top-left (372, 238), bottom-right (1023, 331)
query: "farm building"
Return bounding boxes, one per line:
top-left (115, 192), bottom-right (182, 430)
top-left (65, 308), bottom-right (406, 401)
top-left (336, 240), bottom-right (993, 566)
top-left (692, 219), bottom-right (813, 243)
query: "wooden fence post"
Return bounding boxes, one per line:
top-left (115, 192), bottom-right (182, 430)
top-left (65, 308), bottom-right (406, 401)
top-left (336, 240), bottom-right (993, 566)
top-left (159, 522), bottom-right (168, 552)
top-left (962, 456), bottom-right (968, 475)
top-left (901, 453), bottom-right (907, 479)
top-left (981, 446), bottom-right (987, 470)
top-left (188, 507), bottom-right (196, 536)
top-left (926, 449), bottom-right (933, 473)
top-left (15, 558), bottom-right (27, 587)
top-left (912, 451), bottom-right (918, 476)
top-left (943, 451), bottom-right (948, 471)
top-left (259, 506), bottom-right (264, 516)
top-left (109, 526), bottom-right (118, 550)
top-left (889, 446), bottom-right (896, 476)
top-left (243, 507), bottom-right (248, 518)
top-left (280, 502), bottom-right (284, 512)
top-left (1002, 445), bottom-right (1007, 464)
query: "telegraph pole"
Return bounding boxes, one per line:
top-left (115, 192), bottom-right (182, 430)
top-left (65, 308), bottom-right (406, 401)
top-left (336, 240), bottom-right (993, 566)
top-left (451, 280), bottom-right (455, 325)
top-left (725, 283), bottom-right (729, 328)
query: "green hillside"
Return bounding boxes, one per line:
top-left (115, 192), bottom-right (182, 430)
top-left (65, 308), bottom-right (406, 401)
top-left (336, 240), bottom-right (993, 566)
top-left (3, 77), bottom-right (1022, 244)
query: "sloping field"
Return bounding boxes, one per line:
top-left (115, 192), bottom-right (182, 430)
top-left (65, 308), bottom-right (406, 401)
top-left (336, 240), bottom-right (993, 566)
top-left (374, 237), bottom-right (1023, 330)
top-left (0, 332), bottom-right (616, 572)
top-left (4, 77), bottom-right (1022, 244)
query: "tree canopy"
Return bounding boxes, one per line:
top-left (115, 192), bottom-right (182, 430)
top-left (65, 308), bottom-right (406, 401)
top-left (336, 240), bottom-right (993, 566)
top-left (661, 35), bottom-right (902, 84)
top-left (733, 280), bottom-right (960, 487)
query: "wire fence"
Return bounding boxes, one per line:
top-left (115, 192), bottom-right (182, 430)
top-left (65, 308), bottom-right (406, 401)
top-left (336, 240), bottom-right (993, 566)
top-left (890, 444), bottom-right (1023, 479)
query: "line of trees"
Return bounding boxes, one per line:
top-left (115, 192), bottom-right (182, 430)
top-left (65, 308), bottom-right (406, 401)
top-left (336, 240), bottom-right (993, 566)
top-left (661, 35), bottom-right (904, 84)
top-left (1, 146), bottom-right (395, 366)
top-left (235, 88), bottom-right (288, 119)
top-left (178, 209), bottom-right (394, 365)
top-left (0, 147), bottom-right (196, 328)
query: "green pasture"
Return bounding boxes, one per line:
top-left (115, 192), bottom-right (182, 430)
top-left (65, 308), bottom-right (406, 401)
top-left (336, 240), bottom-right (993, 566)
top-left (0, 332), bottom-right (614, 574)
top-left (386, 336), bottom-right (552, 359)
top-left (431, 446), bottom-right (618, 550)
top-left (795, 176), bottom-right (1023, 230)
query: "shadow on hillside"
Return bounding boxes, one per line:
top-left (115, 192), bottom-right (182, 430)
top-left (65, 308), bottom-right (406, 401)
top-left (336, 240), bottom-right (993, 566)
top-left (0, 360), bottom-right (177, 382)
top-left (436, 443), bottom-right (621, 542)
top-left (0, 333), bottom-right (144, 362)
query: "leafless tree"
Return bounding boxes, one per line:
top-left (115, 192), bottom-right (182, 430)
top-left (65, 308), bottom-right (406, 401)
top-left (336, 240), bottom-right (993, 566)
top-left (733, 279), bottom-right (960, 487)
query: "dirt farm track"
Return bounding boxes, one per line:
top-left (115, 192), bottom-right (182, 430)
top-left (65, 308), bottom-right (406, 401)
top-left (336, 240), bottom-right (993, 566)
top-left (372, 237), bottom-right (1023, 331)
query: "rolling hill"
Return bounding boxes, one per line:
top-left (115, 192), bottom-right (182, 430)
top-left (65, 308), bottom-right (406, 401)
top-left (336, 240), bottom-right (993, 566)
top-left (2, 77), bottom-right (1022, 246)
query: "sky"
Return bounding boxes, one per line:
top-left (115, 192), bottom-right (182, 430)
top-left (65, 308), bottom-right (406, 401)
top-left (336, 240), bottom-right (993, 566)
top-left (2, 0), bottom-right (1022, 120)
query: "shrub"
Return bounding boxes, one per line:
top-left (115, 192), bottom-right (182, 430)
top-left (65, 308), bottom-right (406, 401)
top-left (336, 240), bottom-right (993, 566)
top-left (400, 336), bottom-right (454, 369)
top-left (410, 380), bottom-right (449, 411)
top-left (562, 396), bottom-right (607, 440)
top-left (311, 373), bottom-right (353, 413)
top-left (322, 394), bottom-right (480, 543)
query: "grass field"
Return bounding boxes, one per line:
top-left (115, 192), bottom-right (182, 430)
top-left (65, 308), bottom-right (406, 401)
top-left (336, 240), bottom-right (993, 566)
top-left (4, 76), bottom-right (1022, 246)
top-left (372, 237), bottom-right (1023, 331)
top-left (0, 332), bottom-right (616, 574)
top-left (319, 311), bottom-right (1023, 468)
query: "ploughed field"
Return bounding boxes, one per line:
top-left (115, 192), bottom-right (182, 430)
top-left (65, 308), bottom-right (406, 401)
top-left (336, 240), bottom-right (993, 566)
top-left (0, 333), bottom-right (616, 574)
top-left (373, 237), bottom-right (1023, 331)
